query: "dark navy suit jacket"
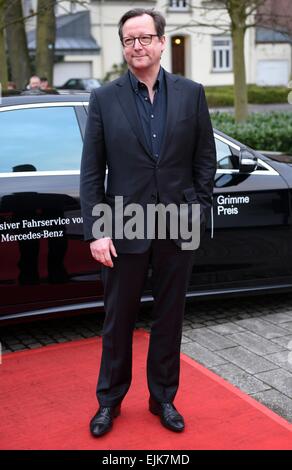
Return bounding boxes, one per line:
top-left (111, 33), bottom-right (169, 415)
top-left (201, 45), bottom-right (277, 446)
top-left (80, 69), bottom-right (216, 252)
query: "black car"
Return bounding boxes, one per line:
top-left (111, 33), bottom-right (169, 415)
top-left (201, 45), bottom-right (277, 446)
top-left (57, 78), bottom-right (101, 91)
top-left (0, 94), bottom-right (291, 322)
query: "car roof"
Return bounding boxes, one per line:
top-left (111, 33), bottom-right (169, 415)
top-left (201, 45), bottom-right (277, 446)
top-left (0, 92), bottom-right (90, 108)
top-left (65, 78), bottom-right (99, 81)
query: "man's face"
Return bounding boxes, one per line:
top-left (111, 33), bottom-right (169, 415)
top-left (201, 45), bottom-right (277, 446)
top-left (30, 77), bottom-right (41, 89)
top-left (40, 80), bottom-right (48, 90)
top-left (121, 14), bottom-right (165, 73)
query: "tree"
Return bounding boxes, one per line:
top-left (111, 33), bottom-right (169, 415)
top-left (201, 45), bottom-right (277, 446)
top-left (225, 0), bottom-right (261, 122)
top-left (172, 0), bottom-right (291, 122)
top-left (103, 61), bottom-right (128, 83)
top-left (36, 0), bottom-right (56, 85)
top-left (5, 0), bottom-right (32, 89)
top-left (186, 0), bottom-right (266, 122)
top-left (256, 0), bottom-right (292, 36)
top-left (219, 0), bottom-right (292, 121)
top-left (0, 0), bottom-right (8, 89)
top-left (0, 1), bottom-right (89, 90)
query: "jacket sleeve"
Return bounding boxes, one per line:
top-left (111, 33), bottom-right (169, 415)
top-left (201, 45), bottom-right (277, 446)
top-left (192, 84), bottom-right (217, 222)
top-left (80, 89), bottom-right (106, 241)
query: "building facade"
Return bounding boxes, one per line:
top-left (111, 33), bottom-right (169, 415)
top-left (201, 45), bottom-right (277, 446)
top-left (24, 0), bottom-right (292, 87)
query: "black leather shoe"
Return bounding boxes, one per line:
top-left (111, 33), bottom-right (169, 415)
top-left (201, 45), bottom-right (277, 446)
top-left (90, 404), bottom-right (121, 437)
top-left (149, 398), bottom-right (185, 432)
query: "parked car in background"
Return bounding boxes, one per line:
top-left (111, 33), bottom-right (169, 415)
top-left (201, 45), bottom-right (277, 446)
top-left (1, 93), bottom-right (292, 322)
top-left (57, 78), bottom-right (101, 91)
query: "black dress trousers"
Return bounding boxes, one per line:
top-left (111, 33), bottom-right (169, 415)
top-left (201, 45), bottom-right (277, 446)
top-left (96, 237), bottom-right (195, 407)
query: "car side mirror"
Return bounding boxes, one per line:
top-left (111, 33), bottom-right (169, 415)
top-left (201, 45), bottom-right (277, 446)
top-left (239, 149), bottom-right (258, 173)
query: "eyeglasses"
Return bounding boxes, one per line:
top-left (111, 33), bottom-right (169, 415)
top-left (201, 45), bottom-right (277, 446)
top-left (121, 34), bottom-right (159, 48)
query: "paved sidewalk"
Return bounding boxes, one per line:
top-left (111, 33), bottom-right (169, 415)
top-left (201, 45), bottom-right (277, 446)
top-left (1, 293), bottom-right (292, 423)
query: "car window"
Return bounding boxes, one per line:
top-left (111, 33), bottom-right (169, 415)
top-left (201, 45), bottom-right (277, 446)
top-left (0, 106), bottom-right (83, 173)
top-left (215, 137), bottom-right (238, 170)
top-left (86, 79), bottom-right (101, 89)
top-left (66, 79), bottom-right (78, 88)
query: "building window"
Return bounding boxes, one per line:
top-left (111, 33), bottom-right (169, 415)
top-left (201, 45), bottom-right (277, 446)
top-left (169, 0), bottom-right (189, 11)
top-left (212, 37), bottom-right (232, 72)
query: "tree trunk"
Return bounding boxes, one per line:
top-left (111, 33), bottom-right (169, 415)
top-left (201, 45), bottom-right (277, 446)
top-left (226, 0), bottom-right (249, 122)
top-left (232, 24), bottom-right (248, 122)
top-left (5, 0), bottom-right (31, 89)
top-left (0, 0), bottom-right (8, 90)
top-left (36, 0), bottom-right (56, 86)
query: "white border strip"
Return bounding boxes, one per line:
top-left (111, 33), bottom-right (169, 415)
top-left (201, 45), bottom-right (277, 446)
top-left (214, 130), bottom-right (278, 175)
top-left (216, 159), bottom-right (278, 176)
top-left (0, 170), bottom-right (80, 177)
top-left (257, 158), bottom-right (279, 174)
top-left (214, 132), bottom-right (240, 151)
top-left (0, 102), bottom-right (86, 112)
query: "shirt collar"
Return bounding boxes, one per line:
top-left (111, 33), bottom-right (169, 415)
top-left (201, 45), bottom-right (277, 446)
top-left (129, 67), bottom-right (164, 94)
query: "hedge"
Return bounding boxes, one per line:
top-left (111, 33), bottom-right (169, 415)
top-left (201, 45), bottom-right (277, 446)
top-left (211, 112), bottom-right (292, 154)
top-left (205, 85), bottom-right (288, 107)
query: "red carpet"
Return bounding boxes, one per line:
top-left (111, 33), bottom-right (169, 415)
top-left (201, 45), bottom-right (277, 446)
top-left (0, 330), bottom-right (291, 450)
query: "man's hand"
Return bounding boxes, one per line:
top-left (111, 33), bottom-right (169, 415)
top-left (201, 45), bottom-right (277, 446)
top-left (90, 238), bottom-right (117, 268)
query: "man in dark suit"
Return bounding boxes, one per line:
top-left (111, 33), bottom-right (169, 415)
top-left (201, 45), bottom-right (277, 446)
top-left (80, 8), bottom-right (216, 437)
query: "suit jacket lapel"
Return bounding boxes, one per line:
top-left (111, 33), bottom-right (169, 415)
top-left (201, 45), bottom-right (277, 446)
top-left (115, 73), bottom-right (155, 161)
top-left (115, 71), bottom-right (181, 163)
top-left (159, 71), bottom-right (181, 160)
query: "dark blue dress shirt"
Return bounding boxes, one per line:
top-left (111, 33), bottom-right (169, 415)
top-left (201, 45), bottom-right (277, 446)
top-left (129, 68), bottom-right (167, 159)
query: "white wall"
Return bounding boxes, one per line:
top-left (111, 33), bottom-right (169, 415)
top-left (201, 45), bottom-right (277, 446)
top-left (159, 0), bottom-right (236, 85)
top-left (54, 60), bottom-right (92, 86)
top-left (255, 43), bottom-right (291, 85)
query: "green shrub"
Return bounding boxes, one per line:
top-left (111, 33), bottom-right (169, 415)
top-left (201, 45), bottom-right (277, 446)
top-left (205, 85), bottom-right (288, 107)
top-left (211, 111), bottom-right (292, 154)
top-left (205, 86), bottom-right (234, 107)
top-left (247, 85), bottom-right (287, 104)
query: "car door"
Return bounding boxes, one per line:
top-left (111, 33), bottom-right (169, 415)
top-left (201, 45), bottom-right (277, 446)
top-left (0, 102), bottom-right (102, 319)
top-left (189, 133), bottom-right (291, 294)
